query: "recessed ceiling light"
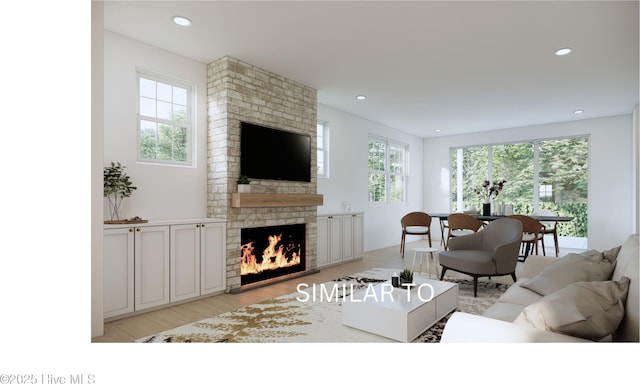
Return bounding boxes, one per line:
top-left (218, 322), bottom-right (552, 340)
top-left (356, 95), bottom-right (367, 100)
top-left (172, 16), bottom-right (192, 27)
top-left (574, 109), bottom-right (584, 114)
top-left (554, 47), bottom-right (572, 56)
top-left (434, 129), bottom-right (441, 132)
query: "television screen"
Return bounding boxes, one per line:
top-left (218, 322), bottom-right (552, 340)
top-left (240, 122), bottom-right (311, 182)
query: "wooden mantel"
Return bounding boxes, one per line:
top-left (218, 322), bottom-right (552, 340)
top-left (231, 193), bottom-right (324, 208)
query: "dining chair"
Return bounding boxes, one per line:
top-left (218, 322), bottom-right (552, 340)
top-left (506, 214), bottom-right (546, 258)
top-left (533, 208), bottom-right (560, 257)
top-left (439, 218), bottom-right (449, 247)
top-left (400, 212), bottom-right (432, 258)
top-left (445, 213), bottom-right (484, 250)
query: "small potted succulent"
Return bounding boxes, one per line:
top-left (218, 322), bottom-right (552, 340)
top-left (399, 268), bottom-right (414, 287)
top-left (237, 175), bottom-right (251, 193)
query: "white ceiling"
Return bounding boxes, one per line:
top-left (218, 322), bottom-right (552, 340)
top-left (103, 0), bottom-right (639, 138)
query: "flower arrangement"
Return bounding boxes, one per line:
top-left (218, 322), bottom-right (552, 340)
top-left (474, 179), bottom-right (506, 201)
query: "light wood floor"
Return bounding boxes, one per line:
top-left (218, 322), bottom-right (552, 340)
top-left (92, 239), bottom-right (563, 342)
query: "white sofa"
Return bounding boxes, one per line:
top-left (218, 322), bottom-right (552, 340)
top-left (441, 234), bottom-right (639, 342)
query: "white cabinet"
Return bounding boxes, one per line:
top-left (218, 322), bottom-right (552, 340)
top-left (171, 224), bottom-right (202, 302)
top-left (342, 213), bottom-right (364, 261)
top-left (200, 222), bottom-right (227, 295)
top-left (171, 221), bottom-right (227, 301)
top-left (134, 226), bottom-right (170, 311)
top-left (104, 219), bottom-right (226, 320)
top-left (103, 227), bottom-right (135, 318)
top-left (317, 213), bottom-right (364, 268)
top-left (103, 225), bottom-right (170, 316)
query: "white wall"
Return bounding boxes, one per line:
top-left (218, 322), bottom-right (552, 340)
top-left (104, 31), bottom-right (209, 220)
top-left (317, 104), bottom-right (424, 252)
top-left (423, 115), bottom-right (635, 250)
top-left (91, 0), bottom-right (104, 339)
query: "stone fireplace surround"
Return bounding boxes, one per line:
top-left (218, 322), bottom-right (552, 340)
top-left (207, 56), bottom-right (320, 293)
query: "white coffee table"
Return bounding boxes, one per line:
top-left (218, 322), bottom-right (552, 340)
top-left (341, 276), bottom-right (458, 342)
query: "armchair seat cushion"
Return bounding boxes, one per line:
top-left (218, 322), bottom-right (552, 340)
top-left (439, 250), bottom-right (496, 275)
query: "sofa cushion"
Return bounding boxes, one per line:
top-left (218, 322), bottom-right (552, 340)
top-left (483, 302), bottom-right (529, 323)
top-left (495, 279), bottom-right (544, 307)
top-left (519, 250), bottom-right (618, 296)
top-left (514, 277), bottom-right (630, 341)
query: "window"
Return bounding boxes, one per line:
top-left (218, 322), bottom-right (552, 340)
top-left (368, 136), bottom-right (408, 204)
top-left (450, 136), bottom-right (588, 238)
top-left (317, 121), bottom-right (329, 178)
top-left (137, 71), bottom-right (193, 166)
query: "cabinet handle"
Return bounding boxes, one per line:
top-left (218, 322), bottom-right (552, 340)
top-left (136, 228), bottom-right (141, 232)
top-left (129, 228), bottom-right (134, 232)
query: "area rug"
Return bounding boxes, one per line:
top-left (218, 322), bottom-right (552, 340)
top-left (137, 268), bottom-right (508, 343)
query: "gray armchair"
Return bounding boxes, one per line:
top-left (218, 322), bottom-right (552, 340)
top-left (439, 218), bottom-right (523, 297)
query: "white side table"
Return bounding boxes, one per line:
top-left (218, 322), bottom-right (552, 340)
top-left (411, 247), bottom-right (439, 277)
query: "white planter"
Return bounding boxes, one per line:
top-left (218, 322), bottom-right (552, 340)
top-left (238, 184), bottom-right (251, 193)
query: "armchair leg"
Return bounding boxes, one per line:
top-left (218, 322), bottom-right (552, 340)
top-left (473, 276), bottom-right (478, 297)
top-left (510, 272), bottom-right (517, 283)
top-left (439, 267), bottom-right (448, 281)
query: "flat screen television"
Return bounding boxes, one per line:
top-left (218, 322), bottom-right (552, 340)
top-left (240, 122), bottom-right (312, 182)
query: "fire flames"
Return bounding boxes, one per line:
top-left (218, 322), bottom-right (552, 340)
top-left (241, 233), bottom-right (301, 275)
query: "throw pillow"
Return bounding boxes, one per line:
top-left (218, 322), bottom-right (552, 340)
top-left (603, 245), bottom-right (622, 264)
top-left (514, 277), bottom-right (630, 341)
top-left (520, 251), bottom-right (616, 296)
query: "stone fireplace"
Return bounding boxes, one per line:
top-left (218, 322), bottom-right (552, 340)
top-left (206, 56), bottom-right (319, 292)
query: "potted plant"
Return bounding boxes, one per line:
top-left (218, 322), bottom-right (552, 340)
top-left (399, 268), bottom-right (414, 286)
top-left (104, 162), bottom-right (137, 222)
top-left (237, 175), bottom-right (251, 193)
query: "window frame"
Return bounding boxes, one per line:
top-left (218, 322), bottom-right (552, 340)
top-left (368, 135), bottom-right (409, 206)
top-left (449, 134), bottom-right (589, 238)
top-left (317, 120), bottom-right (329, 178)
top-left (136, 69), bottom-right (195, 167)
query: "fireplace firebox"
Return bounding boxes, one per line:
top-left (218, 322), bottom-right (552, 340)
top-left (240, 224), bottom-right (306, 285)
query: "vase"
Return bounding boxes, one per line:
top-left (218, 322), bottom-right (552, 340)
top-left (107, 203), bottom-right (119, 222)
top-left (482, 202), bottom-right (491, 216)
top-left (238, 184), bottom-right (251, 193)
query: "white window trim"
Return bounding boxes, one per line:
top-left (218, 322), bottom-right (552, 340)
top-left (368, 135), bottom-right (409, 206)
top-left (136, 69), bottom-right (195, 167)
top-left (317, 120), bottom-right (329, 178)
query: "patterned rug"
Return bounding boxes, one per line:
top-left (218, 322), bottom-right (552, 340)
top-left (137, 268), bottom-right (508, 343)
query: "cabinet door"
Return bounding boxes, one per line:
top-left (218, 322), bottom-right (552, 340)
top-left (352, 214), bottom-right (364, 257)
top-left (329, 216), bottom-right (343, 264)
top-left (316, 216), bottom-right (330, 267)
top-left (103, 228), bottom-right (134, 318)
top-left (342, 214), bottom-right (354, 261)
top-left (200, 222), bottom-right (227, 295)
top-left (135, 226), bottom-right (170, 310)
top-left (171, 224), bottom-right (201, 302)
